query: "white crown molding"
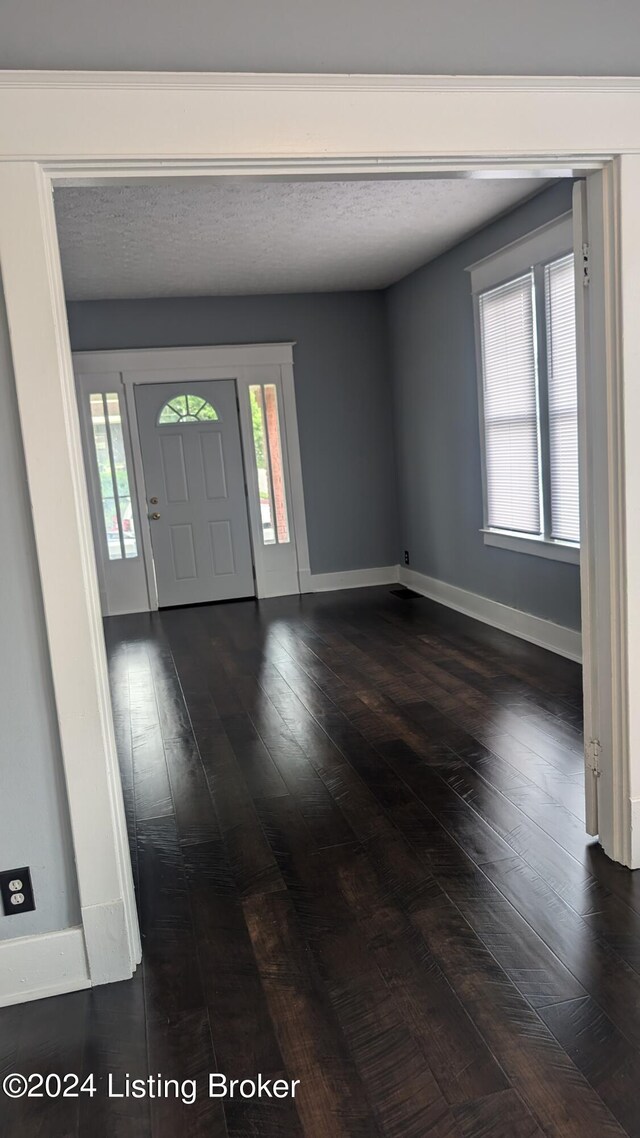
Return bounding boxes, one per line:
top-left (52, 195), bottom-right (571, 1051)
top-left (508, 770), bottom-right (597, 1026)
top-left (1, 72), bottom-right (640, 94)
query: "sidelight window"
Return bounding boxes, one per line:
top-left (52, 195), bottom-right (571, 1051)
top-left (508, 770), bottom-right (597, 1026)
top-left (89, 391), bottom-right (138, 560)
top-left (249, 384), bottom-right (290, 545)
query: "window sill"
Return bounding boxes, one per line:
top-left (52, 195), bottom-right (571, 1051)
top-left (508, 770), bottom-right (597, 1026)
top-left (481, 529), bottom-right (580, 565)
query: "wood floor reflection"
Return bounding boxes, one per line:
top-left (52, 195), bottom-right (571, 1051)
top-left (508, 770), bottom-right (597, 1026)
top-left (4, 586), bottom-right (640, 1137)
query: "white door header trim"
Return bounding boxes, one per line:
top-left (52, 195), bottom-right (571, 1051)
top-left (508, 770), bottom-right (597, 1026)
top-left (1, 72), bottom-right (640, 171)
top-left (73, 343), bottom-right (296, 372)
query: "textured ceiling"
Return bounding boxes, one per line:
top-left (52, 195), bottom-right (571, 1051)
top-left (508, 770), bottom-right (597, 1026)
top-left (55, 178), bottom-right (546, 301)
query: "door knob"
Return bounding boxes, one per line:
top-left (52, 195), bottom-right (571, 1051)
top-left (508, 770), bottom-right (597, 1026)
top-left (150, 512), bottom-right (161, 520)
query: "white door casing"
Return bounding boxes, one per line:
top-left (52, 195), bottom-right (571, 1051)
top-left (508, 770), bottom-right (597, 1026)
top-left (135, 378), bottom-right (254, 606)
top-left (0, 74), bottom-right (639, 1006)
top-left (73, 345), bottom-right (310, 613)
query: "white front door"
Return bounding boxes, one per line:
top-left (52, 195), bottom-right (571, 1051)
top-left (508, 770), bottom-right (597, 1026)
top-left (135, 378), bottom-right (255, 606)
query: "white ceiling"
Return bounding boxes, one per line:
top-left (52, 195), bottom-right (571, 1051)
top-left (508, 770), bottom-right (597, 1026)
top-left (54, 178), bottom-right (547, 301)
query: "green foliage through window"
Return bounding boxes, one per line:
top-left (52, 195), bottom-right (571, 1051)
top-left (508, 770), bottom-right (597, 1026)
top-left (90, 392), bottom-right (138, 561)
top-left (158, 394), bottom-right (219, 424)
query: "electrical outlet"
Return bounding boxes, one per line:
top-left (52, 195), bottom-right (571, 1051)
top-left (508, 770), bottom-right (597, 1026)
top-left (0, 867), bottom-right (35, 916)
top-left (404, 550), bottom-right (410, 565)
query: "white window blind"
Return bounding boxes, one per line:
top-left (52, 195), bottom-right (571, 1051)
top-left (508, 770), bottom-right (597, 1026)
top-left (479, 273), bottom-right (541, 535)
top-left (545, 255), bottom-right (580, 544)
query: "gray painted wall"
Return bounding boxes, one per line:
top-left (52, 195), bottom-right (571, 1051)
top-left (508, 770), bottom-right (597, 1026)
top-left (0, 184), bottom-right (579, 950)
top-left (1, 1), bottom-right (639, 75)
top-left (67, 292), bottom-right (399, 575)
top-left (386, 180), bottom-right (581, 630)
top-left (0, 279), bottom-right (80, 941)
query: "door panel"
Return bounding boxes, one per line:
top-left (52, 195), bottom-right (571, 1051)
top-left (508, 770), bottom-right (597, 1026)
top-left (209, 520), bottom-right (235, 575)
top-left (135, 379), bottom-right (254, 606)
top-left (160, 433), bottom-right (189, 502)
top-left (170, 523), bottom-right (198, 580)
top-left (201, 432), bottom-right (227, 499)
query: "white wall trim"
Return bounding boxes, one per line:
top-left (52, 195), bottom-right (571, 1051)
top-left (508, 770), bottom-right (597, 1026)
top-left (0, 162), bottom-right (141, 996)
top-left (481, 529), bottom-right (580, 564)
top-left (0, 927), bottom-right (90, 1008)
top-left (74, 344), bottom-right (309, 608)
top-left (2, 73), bottom-right (640, 93)
top-left (630, 798), bottom-right (640, 870)
top-left (0, 70), bottom-right (634, 1004)
top-left (81, 899), bottom-right (132, 986)
top-left (299, 561), bottom-right (582, 662)
top-left (399, 566), bottom-right (582, 662)
top-left (467, 211), bottom-right (573, 292)
top-left (2, 73), bottom-right (640, 175)
top-left (72, 343), bottom-right (295, 371)
top-left (301, 565), bottom-right (399, 593)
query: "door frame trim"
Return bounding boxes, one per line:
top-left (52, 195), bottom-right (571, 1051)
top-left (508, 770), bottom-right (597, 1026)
top-left (0, 72), bottom-right (638, 998)
top-left (73, 344), bottom-right (310, 605)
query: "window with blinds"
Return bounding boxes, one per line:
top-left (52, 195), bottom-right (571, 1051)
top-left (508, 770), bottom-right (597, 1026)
top-left (479, 273), bottom-right (541, 535)
top-left (545, 255), bottom-right (580, 543)
top-left (477, 251), bottom-right (579, 548)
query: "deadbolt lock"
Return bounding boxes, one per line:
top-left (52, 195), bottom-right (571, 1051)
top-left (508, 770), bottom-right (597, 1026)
top-left (149, 497), bottom-right (159, 504)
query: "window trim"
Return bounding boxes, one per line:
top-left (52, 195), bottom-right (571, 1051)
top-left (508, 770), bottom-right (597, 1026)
top-left (481, 528), bottom-right (579, 564)
top-left (469, 213), bottom-right (579, 563)
top-left (467, 212), bottom-right (573, 293)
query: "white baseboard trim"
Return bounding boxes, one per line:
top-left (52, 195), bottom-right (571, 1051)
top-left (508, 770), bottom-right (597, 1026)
top-left (0, 926), bottom-right (90, 1007)
top-left (301, 565), bottom-right (399, 593)
top-left (82, 898), bottom-right (136, 986)
top-left (298, 563), bottom-right (580, 662)
top-left (399, 566), bottom-right (582, 662)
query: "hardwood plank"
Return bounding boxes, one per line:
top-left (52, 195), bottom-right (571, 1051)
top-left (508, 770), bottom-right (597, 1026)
top-left (270, 634), bottom-right (640, 1042)
top-left (147, 1008), bottom-right (228, 1138)
top-left (2, 991), bottom-right (86, 1138)
top-left (217, 665), bottom-right (358, 850)
top-left (272, 626), bottom-right (640, 983)
top-left (221, 712), bottom-right (290, 801)
top-left (130, 660), bottom-right (174, 823)
top-left (253, 793), bottom-right (463, 1134)
top-left (137, 814), bottom-right (206, 1024)
top-left (80, 972), bottom-right (150, 1138)
top-left (10, 588), bottom-right (640, 1138)
top-left (244, 889), bottom-right (384, 1137)
top-left (195, 726), bottom-right (286, 899)
top-left (453, 1088), bottom-right (545, 1138)
top-left (540, 996), bottom-right (640, 1138)
top-left (409, 898), bottom-right (624, 1137)
top-left (163, 735), bottom-right (221, 846)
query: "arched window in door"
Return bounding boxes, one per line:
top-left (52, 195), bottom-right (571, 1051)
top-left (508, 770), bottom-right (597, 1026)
top-left (158, 394), bottom-right (219, 424)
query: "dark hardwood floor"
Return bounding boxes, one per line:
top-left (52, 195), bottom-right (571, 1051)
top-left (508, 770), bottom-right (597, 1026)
top-left (4, 586), bottom-right (640, 1137)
